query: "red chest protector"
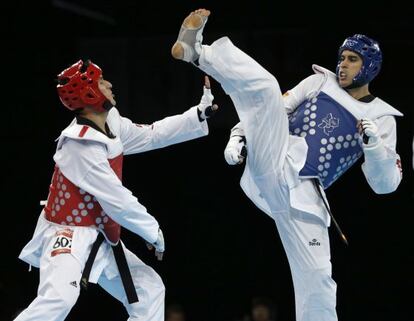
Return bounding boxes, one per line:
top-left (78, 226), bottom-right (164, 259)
top-left (44, 154), bottom-right (123, 244)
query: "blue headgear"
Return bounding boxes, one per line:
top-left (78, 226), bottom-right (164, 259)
top-left (336, 34), bottom-right (382, 88)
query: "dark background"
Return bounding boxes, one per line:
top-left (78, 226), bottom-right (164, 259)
top-left (3, 1), bottom-right (413, 320)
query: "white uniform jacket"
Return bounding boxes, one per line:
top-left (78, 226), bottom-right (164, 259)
top-left (241, 65), bottom-right (403, 225)
top-left (19, 106), bottom-right (209, 269)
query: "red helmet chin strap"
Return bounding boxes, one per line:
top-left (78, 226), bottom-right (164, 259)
top-left (56, 60), bottom-right (109, 112)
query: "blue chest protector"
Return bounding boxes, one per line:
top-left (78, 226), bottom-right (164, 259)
top-left (288, 91), bottom-right (363, 189)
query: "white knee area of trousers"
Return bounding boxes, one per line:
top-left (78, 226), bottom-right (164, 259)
top-left (307, 270), bottom-right (336, 306)
top-left (53, 283), bottom-right (80, 310)
top-left (36, 253), bottom-right (82, 313)
top-left (294, 267), bottom-right (337, 321)
top-left (13, 278), bottom-right (81, 321)
top-left (127, 276), bottom-right (165, 320)
top-left (99, 252), bottom-right (166, 321)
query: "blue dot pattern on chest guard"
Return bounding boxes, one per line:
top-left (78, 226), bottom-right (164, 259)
top-left (288, 91), bottom-right (364, 189)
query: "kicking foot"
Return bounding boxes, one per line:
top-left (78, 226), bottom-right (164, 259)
top-left (171, 8), bottom-right (210, 62)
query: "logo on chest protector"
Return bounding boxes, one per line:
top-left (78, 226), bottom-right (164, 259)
top-left (318, 113), bottom-right (340, 136)
top-left (309, 238), bottom-right (321, 246)
top-left (51, 229), bottom-right (73, 257)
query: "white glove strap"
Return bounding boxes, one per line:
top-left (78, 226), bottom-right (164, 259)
top-left (198, 87), bottom-right (214, 119)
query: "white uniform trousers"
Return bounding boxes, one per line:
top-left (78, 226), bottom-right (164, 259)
top-left (199, 37), bottom-right (337, 321)
top-left (14, 225), bottom-right (165, 321)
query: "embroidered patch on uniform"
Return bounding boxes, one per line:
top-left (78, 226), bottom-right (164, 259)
top-left (51, 228), bottom-right (73, 257)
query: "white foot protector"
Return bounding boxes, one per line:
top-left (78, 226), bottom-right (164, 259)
top-left (172, 9), bottom-right (210, 62)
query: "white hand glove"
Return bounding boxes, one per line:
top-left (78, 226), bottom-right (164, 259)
top-left (359, 118), bottom-right (380, 145)
top-left (146, 228), bottom-right (165, 261)
top-left (198, 76), bottom-right (218, 120)
top-left (224, 123), bottom-right (247, 165)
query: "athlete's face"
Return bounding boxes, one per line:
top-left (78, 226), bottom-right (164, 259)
top-left (98, 76), bottom-right (116, 106)
top-left (337, 50), bottom-right (363, 88)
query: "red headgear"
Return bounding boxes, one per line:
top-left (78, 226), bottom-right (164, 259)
top-left (56, 60), bottom-right (110, 112)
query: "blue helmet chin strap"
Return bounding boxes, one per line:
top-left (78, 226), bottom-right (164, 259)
top-left (336, 34), bottom-right (382, 89)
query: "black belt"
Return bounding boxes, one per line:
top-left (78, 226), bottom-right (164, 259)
top-left (313, 178), bottom-right (348, 246)
top-left (81, 233), bottom-right (139, 304)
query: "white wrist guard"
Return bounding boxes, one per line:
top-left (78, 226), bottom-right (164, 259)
top-left (224, 123), bottom-right (247, 165)
top-left (197, 86), bottom-right (215, 120)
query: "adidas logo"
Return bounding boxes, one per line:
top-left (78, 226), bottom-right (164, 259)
top-left (69, 281), bottom-right (78, 288)
top-left (308, 239), bottom-right (321, 246)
